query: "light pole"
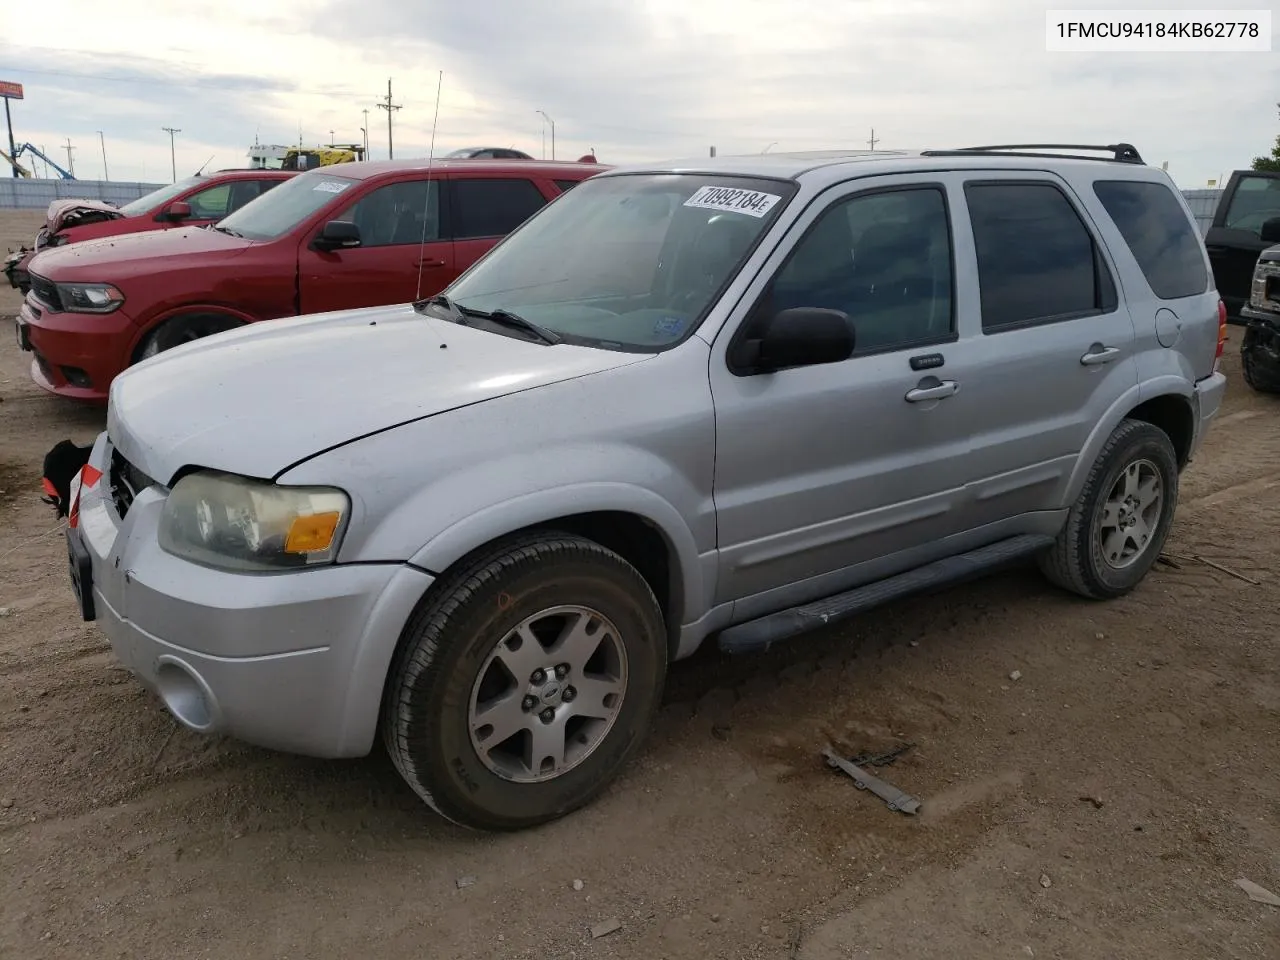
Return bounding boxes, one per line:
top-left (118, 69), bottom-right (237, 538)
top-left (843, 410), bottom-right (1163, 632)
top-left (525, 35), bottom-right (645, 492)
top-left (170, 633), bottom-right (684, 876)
top-left (97, 130), bottom-right (108, 180)
top-left (161, 127), bottom-right (180, 181)
top-left (378, 78), bottom-right (401, 159)
top-left (536, 110), bottom-right (555, 160)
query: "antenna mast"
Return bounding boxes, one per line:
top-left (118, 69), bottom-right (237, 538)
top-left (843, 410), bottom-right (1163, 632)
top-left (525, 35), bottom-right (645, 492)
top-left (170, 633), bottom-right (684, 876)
top-left (414, 70), bottom-right (444, 303)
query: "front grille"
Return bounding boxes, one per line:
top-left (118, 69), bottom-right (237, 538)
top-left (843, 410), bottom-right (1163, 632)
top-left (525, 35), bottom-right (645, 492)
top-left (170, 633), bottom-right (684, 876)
top-left (29, 273), bottom-right (62, 312)
top-left (109, 448), bottom-right (153, 519)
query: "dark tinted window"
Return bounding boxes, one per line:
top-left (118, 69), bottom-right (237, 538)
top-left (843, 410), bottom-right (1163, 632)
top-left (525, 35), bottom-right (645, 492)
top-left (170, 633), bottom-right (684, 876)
top-left (453, 178), bottom-right (548, 239)
top-left (224, 179), bottom-right (277, 214)
top-left (769, 187), bottom-right (953, 354)
top-left (966, 182), bottom-right (1115, 331)
top-left (337, 179), bottom-right (441, 247)
top-left (555, 179), bottom-right (583, 193)
top-left (1094, 180), bottom-right (1208, 300)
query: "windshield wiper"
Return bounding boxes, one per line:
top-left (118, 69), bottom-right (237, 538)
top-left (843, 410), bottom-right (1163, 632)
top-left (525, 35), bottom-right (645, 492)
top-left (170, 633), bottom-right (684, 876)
top-left (459, 306), bottom-right (562, 345)
top-left (212, 224), bottom-right (245, 238)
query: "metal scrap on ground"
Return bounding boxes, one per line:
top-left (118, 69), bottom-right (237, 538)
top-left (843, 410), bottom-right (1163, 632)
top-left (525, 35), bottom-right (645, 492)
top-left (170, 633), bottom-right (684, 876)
top-left (848, 742), bottom-right (915, 767)
top-left (822, 746), bottom-right (922, 815)
top-left (1235, 878), bottom-right (1280, 907)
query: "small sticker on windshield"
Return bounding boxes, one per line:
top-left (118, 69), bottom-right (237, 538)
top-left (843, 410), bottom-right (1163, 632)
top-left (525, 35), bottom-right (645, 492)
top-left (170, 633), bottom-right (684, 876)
top-left (313, 180), bottom-right (350, 194)
top-left (653, 315), bottom-right (686, 337)
top-left (683, 185), bottom-right (781, 218)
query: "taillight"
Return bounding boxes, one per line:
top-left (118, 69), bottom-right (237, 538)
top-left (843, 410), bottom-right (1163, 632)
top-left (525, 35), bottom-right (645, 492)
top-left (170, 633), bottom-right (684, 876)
top-left (1215, 300), bottom-right (1227, 360)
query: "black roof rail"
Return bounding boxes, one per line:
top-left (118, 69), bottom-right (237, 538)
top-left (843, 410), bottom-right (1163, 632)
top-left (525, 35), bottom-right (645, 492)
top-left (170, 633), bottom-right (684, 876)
top-left (920, 143), bottom-right (1144, 164)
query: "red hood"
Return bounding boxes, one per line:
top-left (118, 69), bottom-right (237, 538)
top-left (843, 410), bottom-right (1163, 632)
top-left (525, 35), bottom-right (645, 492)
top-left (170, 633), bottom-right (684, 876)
top-left (27, 225), bottom-right (255, 282)
top-left (45, 198), bottom-right (127, 234)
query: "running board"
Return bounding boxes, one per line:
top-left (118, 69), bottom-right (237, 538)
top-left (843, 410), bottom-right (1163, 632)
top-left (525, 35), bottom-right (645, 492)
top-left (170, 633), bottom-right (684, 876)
top-left (717, 534), bottom-right (1055, 655)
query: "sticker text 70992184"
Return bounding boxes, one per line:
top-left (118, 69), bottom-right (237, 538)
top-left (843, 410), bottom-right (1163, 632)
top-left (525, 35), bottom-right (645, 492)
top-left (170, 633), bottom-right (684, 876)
top-left (683, 185), bottom-right (781, 218)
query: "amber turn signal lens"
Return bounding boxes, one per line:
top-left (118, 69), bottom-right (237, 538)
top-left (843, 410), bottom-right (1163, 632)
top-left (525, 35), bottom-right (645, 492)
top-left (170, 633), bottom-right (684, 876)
top-left (284, 511), bottom-right (342, 554)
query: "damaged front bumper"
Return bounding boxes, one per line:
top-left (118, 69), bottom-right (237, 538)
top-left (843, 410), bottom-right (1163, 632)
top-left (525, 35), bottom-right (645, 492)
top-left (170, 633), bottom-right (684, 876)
top-left (3, 246), bottom-right (32, 291)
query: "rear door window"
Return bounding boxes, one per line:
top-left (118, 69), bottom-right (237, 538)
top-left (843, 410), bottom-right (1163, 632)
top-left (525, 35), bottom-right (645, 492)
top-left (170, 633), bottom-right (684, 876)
top-left (452, 178), bottom-right (548, 239)
top-left (1093, 180), bottom-right (1208, 300)
top-left (965, 181), bottom-right (1117, 332)
top-left (554, 179), bottom-right (583, 193)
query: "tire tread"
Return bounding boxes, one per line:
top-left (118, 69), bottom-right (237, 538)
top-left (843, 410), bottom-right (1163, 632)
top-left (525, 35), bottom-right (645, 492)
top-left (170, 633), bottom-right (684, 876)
top-left (380, 531), bottom-right (663, 830)
top-left (1038, 418), bottom-right (1177, 600)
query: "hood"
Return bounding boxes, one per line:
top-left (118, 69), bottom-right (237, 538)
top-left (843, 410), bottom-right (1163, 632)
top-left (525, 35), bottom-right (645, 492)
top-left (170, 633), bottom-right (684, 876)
top-left (46, 198), bottom-right (126, 235)
top-left (1259, 243), bottom-right (1280, 264)
top-left (27, 226), bottom-right (252, 281)
top-left (107, 303), bottom-right (649, 484)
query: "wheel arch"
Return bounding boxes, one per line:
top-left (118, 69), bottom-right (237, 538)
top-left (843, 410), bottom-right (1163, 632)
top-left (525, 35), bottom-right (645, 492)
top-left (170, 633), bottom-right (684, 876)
top-left (407, 488), bottom-right (701, 656)
top-left (1064, 383), bottom-right (1194, 505)
top-left (128, 305), bottom-right (255, 364)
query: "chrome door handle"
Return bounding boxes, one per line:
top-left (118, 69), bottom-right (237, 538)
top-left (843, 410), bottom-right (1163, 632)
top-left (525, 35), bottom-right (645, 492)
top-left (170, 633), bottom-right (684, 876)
top-left (905, 380), bottom-right (958, 403)
top-left (415, 258), bottom-right (445, 268)
top-left (1080, 346), bottom-right (1121, 365)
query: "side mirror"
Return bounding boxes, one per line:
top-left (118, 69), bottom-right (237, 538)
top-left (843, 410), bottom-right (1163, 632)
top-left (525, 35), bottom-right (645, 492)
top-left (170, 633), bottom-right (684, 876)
top-left (313, 220), bottom-right (361, 251)
top-left (1260, 216), bottom-right (1280, 244)
top-left (740, 307), bottom-right (854, 373)
top-left (163, 200), bottom-right (192, 222)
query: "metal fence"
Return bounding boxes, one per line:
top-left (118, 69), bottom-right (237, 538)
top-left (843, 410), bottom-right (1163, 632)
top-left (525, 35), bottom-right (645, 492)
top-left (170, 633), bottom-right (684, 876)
top-left (1181, 188), bottom-right (1223, 237)
top-left (0, 177), bottom-right (165, 210)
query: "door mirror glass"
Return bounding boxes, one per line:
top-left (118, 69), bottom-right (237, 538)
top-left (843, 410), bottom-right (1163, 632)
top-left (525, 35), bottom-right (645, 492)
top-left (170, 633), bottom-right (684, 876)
top-left (1260, 216), bottom-right (1280, 244)
top-left (746, 307), bottom-right (854, 373)
top-left (314, 220), bottom-right (362, 251)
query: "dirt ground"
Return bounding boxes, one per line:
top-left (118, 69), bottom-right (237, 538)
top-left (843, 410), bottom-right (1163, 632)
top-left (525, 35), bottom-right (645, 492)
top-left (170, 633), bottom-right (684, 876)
top-left (1, 207), bottom-right (1277, 960)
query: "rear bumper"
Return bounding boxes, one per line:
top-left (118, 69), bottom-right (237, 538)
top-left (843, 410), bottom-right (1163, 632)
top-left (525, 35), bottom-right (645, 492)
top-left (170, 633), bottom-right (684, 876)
top-left (1189, 371), bottom-right (1228, 462)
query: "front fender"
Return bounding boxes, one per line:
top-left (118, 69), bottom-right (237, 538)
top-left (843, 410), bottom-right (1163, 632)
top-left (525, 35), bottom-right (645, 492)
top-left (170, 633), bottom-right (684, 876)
top-left (410, 481), bottom-right (704, 626)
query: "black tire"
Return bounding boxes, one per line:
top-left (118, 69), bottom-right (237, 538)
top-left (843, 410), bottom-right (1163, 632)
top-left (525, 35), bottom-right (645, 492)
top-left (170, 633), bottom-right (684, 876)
top-left (1038, 419), bottom-right (1179, 600)
top-left (1241, 325), bottom-right (1280, 394)
top-left (135, 312), bottom-right (243, 363)
top-left (382, 532), bottom-right (668, 831)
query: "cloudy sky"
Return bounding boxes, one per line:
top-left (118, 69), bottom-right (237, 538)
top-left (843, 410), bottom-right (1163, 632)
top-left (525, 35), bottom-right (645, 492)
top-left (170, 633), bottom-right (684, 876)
top-left (1, 0), bottom-right (1276, 187)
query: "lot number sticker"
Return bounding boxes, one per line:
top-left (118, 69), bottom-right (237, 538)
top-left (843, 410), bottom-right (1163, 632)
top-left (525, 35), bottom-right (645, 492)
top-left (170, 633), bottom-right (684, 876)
top-left (313, 180), bottom-right (350, 194)
top-left (684, 185), bottom-right (781, 218)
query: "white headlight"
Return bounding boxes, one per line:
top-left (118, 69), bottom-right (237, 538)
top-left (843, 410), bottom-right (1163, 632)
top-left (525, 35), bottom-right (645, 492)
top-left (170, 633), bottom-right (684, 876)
top-left (159, 470), bottom-right (350, 572)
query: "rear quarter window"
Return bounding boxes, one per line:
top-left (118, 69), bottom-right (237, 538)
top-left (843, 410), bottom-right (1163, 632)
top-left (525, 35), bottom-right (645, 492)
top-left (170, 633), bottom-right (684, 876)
top-left (1093, 180), bottom-right (1208, 300)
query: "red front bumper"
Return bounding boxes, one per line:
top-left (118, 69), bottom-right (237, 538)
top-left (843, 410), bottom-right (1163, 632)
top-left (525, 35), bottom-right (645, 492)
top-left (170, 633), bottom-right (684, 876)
top-left (16, 294), bottom-right (137, 404)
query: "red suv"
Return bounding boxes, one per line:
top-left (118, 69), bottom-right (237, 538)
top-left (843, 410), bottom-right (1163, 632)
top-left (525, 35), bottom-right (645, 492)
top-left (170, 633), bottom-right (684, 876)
top-left (16, 159), bottom-right (606, 402)
top-left (3, 169), bottom-right (297, 293)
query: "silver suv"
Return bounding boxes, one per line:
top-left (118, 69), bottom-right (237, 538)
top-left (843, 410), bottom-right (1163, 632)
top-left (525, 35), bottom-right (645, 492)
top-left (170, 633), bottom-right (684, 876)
top-left (65, 143), bottom-right (1228, 831)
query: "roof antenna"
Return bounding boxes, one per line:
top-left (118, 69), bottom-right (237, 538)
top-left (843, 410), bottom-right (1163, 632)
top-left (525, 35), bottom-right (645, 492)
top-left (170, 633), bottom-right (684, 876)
top-left (195, 153), bottom-right (214, 175)
top-left (414, 69), bottom-right (444, 304)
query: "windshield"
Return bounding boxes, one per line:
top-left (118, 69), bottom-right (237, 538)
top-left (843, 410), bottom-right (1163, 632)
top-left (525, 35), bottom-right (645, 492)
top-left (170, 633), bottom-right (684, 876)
top-left (215, 172), bottom-right (357, 241)
top-left (445, 173), bottom-right (795, 350)
top-left (118, 176), bottom-right (205, 216)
